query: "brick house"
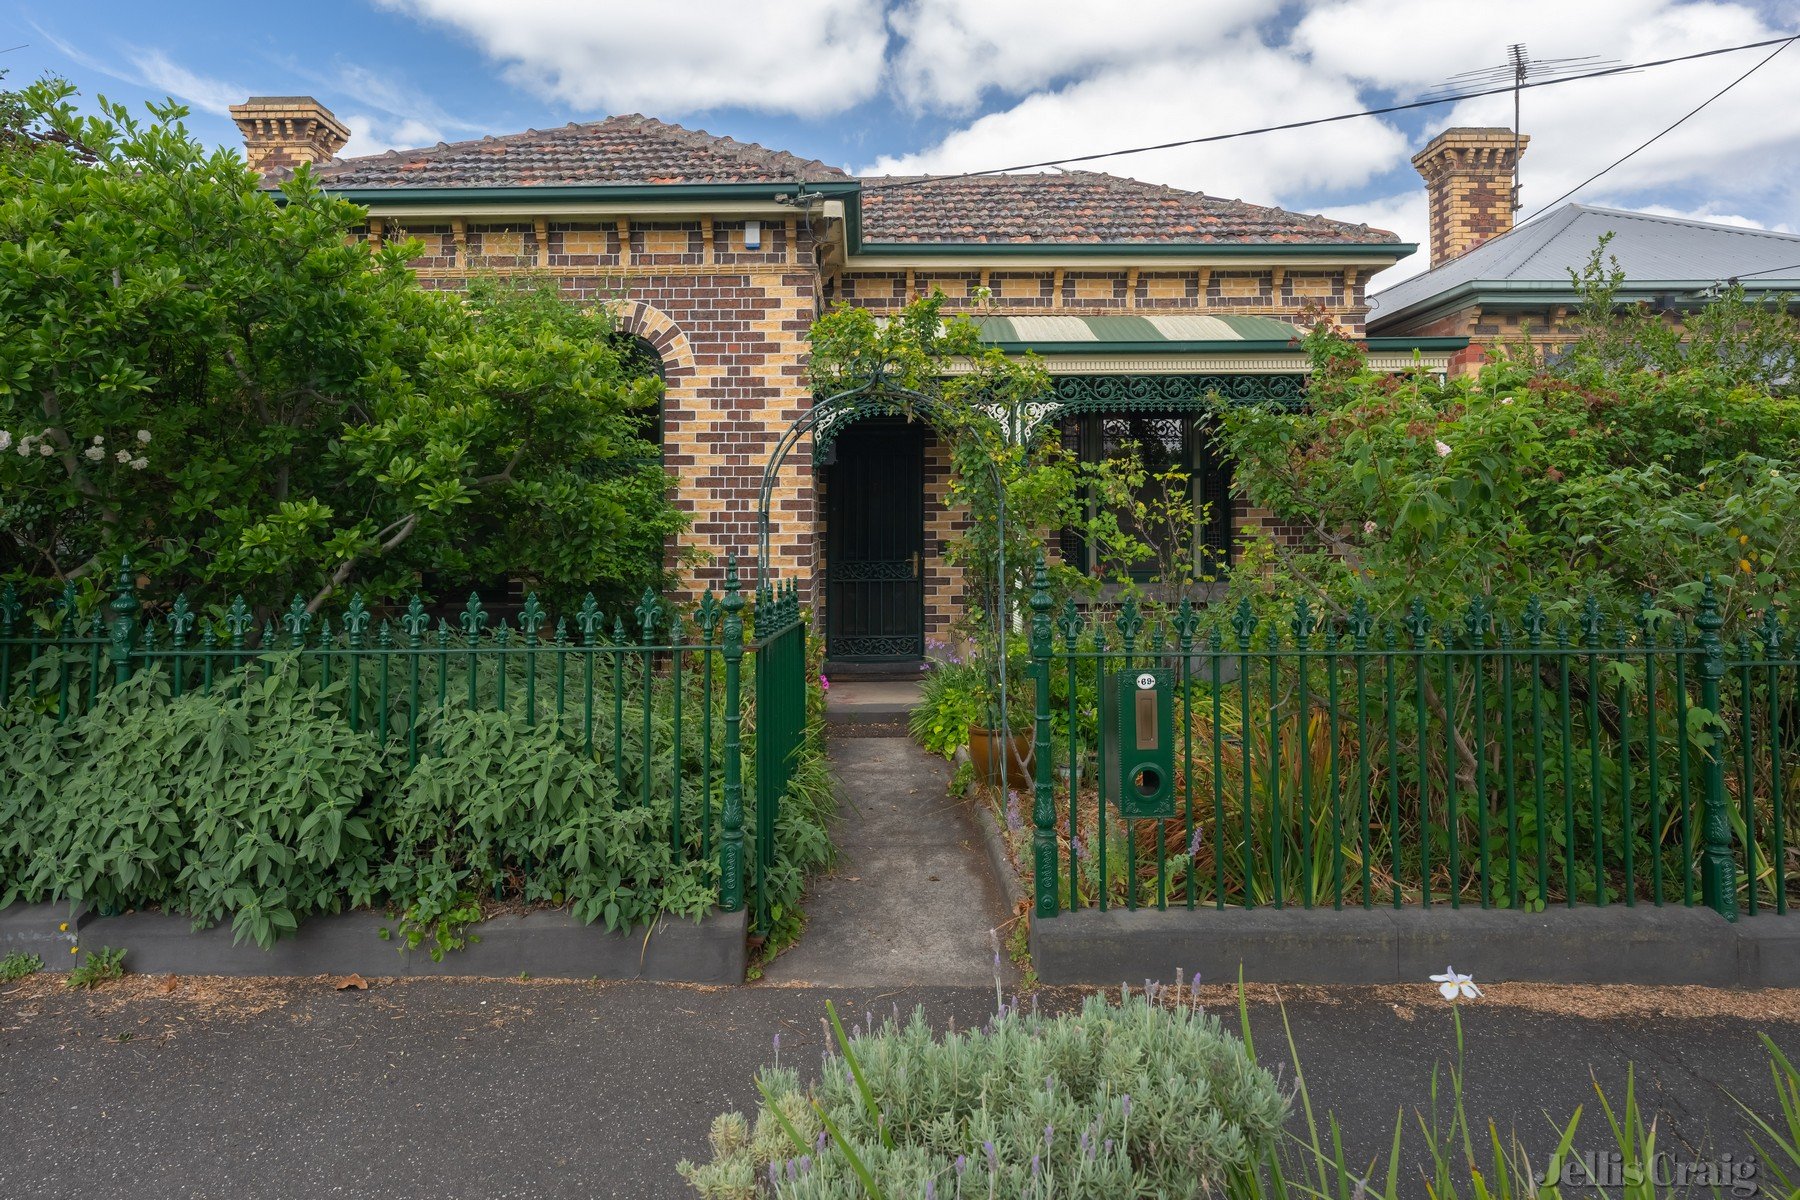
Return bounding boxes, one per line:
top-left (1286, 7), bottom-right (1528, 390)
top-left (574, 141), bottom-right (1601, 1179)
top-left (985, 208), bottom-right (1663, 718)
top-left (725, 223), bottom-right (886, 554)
top-left (1370, 126), bottom-right (1800, 373)
top-left (232, 97), bottom-right (1461, 666)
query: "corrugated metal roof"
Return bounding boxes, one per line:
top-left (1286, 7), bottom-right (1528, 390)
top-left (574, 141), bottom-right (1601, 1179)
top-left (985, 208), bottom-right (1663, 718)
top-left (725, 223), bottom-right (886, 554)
top-left (1368, 204), bottom-right (1800, 329)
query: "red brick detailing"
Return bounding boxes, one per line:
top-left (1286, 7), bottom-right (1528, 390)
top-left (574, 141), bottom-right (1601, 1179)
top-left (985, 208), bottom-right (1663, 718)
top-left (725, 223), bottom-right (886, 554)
top-left (1413, 128), bottom-right (1528, 269)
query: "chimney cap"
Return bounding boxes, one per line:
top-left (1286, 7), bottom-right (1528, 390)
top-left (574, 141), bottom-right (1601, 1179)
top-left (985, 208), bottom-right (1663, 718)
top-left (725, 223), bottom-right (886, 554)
top-left (1412, 127), bottom-right (1528, 171)
top-left (229, 95), bottom-right (349, 136)
top-left (230, 96), bottom-right (351, 175)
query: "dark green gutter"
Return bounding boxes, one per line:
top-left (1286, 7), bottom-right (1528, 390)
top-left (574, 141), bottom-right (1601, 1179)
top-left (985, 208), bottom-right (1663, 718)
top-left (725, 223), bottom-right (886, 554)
top-left (1370, 277), bottom-right (1800, 334)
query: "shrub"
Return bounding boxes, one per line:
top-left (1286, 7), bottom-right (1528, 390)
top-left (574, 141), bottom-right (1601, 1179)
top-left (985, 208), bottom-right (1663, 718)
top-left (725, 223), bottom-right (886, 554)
top-left (1, 653), bottom-right (833, 954)
top-left (378, 706), bottom-right (715, 939)
top-left (0, 666), bottom-right (384, 947)
top-left (678, 991), bottom-right (1286, 1198)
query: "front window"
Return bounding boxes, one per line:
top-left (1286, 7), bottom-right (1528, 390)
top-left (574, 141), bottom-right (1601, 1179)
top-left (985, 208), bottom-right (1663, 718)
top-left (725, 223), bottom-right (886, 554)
top-left (1061, 412), bottom-right (1234, 584)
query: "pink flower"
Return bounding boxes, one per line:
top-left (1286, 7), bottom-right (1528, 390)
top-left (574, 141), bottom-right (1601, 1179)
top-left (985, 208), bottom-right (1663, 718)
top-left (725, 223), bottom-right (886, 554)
top-left (1362, 520), bottom-right (1377, 535)
top-left (819, 674), bottom-right (830, 692)
top-left (1434, 440), bottom-right (1452, 458)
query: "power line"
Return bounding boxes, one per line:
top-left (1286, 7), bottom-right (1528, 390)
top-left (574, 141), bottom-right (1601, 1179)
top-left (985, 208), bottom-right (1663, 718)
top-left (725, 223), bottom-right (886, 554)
top-left (1518, 35), bottom-right (1796, 223)
top-left (855, 34), bottom-right (1797, 195)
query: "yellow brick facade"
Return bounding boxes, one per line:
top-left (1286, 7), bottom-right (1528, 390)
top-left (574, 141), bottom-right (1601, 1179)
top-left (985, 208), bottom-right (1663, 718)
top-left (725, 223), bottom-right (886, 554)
top-left (355, 214), bottom-right (1401, 657)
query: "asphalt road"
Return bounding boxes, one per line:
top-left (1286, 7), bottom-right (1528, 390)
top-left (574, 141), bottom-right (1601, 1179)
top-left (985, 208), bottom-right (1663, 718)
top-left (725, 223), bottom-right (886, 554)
top-left (4, 976), bottom-right (1798, 1199)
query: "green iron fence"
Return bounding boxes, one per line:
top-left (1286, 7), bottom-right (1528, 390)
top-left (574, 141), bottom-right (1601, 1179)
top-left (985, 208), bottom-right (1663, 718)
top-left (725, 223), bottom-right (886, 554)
top-left (0, 557), bottom-right (810, 929)
top-left (1023, 558), bottom-right (1797, 922)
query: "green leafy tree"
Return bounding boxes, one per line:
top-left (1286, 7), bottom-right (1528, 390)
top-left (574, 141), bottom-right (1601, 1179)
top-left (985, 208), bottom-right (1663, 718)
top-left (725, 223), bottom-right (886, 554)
top-left (0, 79), bottom-right (679, 616)
top-left (1219, 268), bottom-right (1800, 627)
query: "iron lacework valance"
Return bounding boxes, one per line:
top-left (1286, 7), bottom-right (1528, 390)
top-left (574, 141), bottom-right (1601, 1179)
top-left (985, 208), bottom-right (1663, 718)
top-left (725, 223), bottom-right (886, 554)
top-left (810, 373), bottom-right (1306, 462)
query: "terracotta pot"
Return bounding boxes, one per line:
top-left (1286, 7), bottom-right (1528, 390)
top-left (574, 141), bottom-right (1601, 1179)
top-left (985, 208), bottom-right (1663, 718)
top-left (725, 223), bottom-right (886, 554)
top-left (968, 725), bottom-right (1034, 789)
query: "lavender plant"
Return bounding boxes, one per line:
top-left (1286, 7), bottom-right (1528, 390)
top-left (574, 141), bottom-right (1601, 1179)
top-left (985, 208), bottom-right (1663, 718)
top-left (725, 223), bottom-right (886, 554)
top-left (676, 989), bottom-right (1285, 1199)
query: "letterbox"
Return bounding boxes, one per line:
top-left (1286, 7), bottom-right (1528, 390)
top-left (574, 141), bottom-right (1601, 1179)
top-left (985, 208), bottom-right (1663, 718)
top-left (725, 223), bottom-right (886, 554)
top-left (1100, 668), bottom-right (1175, 819)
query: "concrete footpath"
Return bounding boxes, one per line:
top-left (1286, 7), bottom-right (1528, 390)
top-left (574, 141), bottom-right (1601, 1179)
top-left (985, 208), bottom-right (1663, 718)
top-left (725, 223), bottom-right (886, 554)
top-left (5, 976), bottom-right (1799, 1199)
top-left (759, 736), bottom-right (1016, 987)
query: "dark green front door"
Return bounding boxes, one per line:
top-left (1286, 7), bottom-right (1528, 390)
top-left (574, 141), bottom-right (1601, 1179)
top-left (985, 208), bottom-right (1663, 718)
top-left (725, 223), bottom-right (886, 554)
top-left (825, 420), bottom-right (925, 661)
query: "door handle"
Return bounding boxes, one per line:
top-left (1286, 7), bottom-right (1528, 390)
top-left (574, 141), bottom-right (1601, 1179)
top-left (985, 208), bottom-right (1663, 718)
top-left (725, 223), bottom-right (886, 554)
top-left (910, 552), bottom-right (920, 579)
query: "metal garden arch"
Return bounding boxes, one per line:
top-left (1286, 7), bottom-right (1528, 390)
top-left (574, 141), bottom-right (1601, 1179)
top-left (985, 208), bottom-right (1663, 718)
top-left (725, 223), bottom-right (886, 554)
top-left (754, 368), bottom-right (1023, 747)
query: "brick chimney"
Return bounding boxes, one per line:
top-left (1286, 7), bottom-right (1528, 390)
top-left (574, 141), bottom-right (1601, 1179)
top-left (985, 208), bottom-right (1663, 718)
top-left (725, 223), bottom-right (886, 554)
top-left (229, 96), bottom-right (349, 176)
top-left (1412, 127), bottom-right (1528, 269)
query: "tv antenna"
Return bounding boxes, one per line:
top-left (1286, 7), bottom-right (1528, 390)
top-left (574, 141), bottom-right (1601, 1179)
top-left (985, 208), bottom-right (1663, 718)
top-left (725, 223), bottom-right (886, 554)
top-left (1425, 44), bottom-right (1631, 213)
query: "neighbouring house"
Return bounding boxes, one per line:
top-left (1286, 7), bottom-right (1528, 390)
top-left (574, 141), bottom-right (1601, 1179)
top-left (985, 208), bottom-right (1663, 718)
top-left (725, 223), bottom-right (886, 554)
top-left (231, 96), bottom-right (1461, 667)
top-left (1370, 126), bottom-right (1800, 372)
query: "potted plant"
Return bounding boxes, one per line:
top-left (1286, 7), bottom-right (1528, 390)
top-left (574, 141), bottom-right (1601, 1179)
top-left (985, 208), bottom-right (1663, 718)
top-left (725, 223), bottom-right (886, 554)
top-left (966, 642), bottom-right (1033, 789)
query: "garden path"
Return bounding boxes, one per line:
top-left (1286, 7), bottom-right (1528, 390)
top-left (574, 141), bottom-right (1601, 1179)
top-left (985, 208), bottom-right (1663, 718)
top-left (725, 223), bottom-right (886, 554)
top-left (757, 735), bottom-right (1018, 987)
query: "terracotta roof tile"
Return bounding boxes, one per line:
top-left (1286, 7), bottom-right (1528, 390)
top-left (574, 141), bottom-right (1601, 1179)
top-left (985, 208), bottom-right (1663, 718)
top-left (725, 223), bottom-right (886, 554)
top-left (310, 117), bottom-right (1395, 247)
top-left (312, 114), bottom-right (850, 188)
top-left (856, 171), bottom-right (1397, 245)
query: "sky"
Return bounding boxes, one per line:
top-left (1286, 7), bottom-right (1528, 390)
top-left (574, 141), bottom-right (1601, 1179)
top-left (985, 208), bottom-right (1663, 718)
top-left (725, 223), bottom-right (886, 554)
top-left (3, 0), bottom-right (1798, 286)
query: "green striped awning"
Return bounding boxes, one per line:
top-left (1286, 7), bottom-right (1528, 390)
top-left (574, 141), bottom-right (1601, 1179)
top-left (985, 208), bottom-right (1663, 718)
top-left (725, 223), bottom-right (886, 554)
top-left (972, 313), bottom-right (1302, 348)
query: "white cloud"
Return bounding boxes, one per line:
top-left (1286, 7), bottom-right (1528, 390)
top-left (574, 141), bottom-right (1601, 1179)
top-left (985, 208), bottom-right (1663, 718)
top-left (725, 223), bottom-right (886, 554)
top-left (25, 23), bottom-right (244, 120)
top-left (1624, 203), bottom-right (1796, 233)
top-left (885, 0), bottom-right (1281, 113)
top-left (338, 113), bottom-right (449, 159)
top-left (1319, 190), bottom-right (1432, 284)
top-left (864, 36), bottom-right (1411, 208)
top-left (125, 49), bottom-right (244, 117)
top-left (373, 0), bottom-right (889, 117)
top-left (1293, 0), bottom-right (1799, 217)
top-left (277, 59), bottom-right (488, 155)
top-left (871, 1), bottom-right (1800, 261)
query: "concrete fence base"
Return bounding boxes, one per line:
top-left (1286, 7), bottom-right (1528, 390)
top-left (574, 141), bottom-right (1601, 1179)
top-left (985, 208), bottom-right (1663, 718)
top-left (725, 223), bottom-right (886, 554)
top-left (1030, 904), bottom-right (1800, 989)
top-left (0, 902), bottom-right (747, 984)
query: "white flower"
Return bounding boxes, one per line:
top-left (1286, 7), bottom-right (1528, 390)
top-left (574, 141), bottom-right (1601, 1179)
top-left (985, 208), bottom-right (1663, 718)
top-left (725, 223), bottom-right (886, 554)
top-left (0, 430), bottom-right (10, 452)
top-left (15, 436), bottom-right (30, 456)
top-left (38, 442), bottom-right (55, 457)
top-left (1362, 520), bottom-right (1377, 535)
top-left (114, 449), bottom-right (131, 464)
top-left (136, 429), bottom-right (151, 444)
top-left (1499, 397), bottom-right (1513, 406)
top-left (1430, 966), bottom-right (1482, 1001)
top-left (84, 446), bottom-right (105, 461)
top-left (1434, 440), bottom-right (1452, 458)
top-left (129, 456), bottom-right (147, 471)
top-left (91, 434), bottom-right (104, 445)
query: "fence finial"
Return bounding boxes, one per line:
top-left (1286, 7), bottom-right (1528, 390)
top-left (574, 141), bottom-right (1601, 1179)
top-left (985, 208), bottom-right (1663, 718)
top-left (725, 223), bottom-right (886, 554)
top-left (459, 593), bottom-right (487, 638)
top-left (1290, 595), bottom-right (1315, 644)
top-left (575, 594), bottom-right (602, 645)
top-left (1348, 596), bottom-right (1373, 647)
top-left (636, 587), bottom-right (660, 644)
top-left (1028, 553), bottom-right (1051, 614)
top-left (343, 595), bottom-right (370, 645)
top-left (519, 594), bottom-right (546, 640)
